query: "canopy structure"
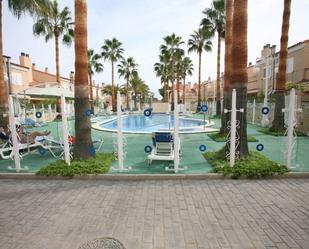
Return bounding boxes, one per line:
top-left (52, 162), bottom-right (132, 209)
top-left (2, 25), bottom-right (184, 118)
top-left (21, 85), bottom-right (74, 99)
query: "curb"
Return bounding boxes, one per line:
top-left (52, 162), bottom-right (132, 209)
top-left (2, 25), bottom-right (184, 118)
top-left (0, 172), bottom-right (309, 181)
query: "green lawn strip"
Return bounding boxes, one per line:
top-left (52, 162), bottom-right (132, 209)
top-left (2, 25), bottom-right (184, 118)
top-left (258, 128), bottom-right (307, 136)
top-left (203, 148), bottom-right (289, 178)
top-left (36, 153), bottom-right (114, 177)
top-left (207, 132), bottom-right (258, 142)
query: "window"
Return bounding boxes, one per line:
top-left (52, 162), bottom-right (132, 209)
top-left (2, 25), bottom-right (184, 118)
top-left (11, 72), bottom-right (23, 85)
top-left (286, 57), bottom-right (294, 74)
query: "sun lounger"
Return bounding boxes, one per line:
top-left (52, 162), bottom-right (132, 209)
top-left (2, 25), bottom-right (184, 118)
top-left (147, 132), bottom-right (181, 165)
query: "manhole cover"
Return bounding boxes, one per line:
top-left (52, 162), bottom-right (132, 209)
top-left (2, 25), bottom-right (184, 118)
top-left (78, 237), bottom-right (125, 249)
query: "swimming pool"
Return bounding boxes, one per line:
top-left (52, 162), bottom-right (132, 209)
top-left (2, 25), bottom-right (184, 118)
top-left (92, 114), bottom-right (216, 134)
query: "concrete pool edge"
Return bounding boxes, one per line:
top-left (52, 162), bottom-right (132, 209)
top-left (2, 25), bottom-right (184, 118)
top-left (1, 172), bottom-right (309, 180)
top-left (91, 114), bottom-right (219, 134)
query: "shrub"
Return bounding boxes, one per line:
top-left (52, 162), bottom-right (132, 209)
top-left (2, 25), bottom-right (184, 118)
top-left (36, 153), bottom-right (114, 177)
top-left (259, 128), bottom-right (307, 136)
top-left (208, 132), bottom-right (258, 142)
top-left (204, 148), bottom-right (289, 178)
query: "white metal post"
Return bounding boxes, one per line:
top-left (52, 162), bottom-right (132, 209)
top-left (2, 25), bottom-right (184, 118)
top-left (61, 94), bottom-right (70, 165)
top-left (48, 104), bottom-right (52, 121)
top-left (33, 104), bottom-right (37, 122)
top-left (281, 88), bottom-right (302, 168)
top-left (252, 98), bottom-right (256, 124)
top-left (173, 90), bottom-right (179, 173)
top-left (8, 95), bottom-right (21, 172)
top-left (230, 89), bottom-right (237, 167)
top-left (41, 104), bottom-right (45, 122)
top-left (262, 57), bottom-right (270, 127)
top-left (117, 91), bottom-right (124, 171)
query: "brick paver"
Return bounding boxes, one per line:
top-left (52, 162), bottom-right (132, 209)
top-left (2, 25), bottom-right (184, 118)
top-left (0, 179), bottom-right (309, 249)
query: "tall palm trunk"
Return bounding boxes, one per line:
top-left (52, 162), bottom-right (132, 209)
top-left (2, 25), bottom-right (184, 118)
top-left (171, 60), bottom-right (174, 109)
top-left (89, 73), bottom-right (94, 113)
top-left (230, 0), bottom-right (248, 158)
top-left (216, 31), bottom-right (222, 115)
top-left (0, 0), bottom-right (8, 128)
top-left (54, 31), bottom-right (62, 112)
top-left (111, 61), bottom-right (115, 112)
top-left (176, 66), bottom-right (180, 103)
top-left (272, 0), bottom-right (291, 131)
top-left (197, 51), bottom-right (202, 111)
top-left (74, 0), bottom-right (93, 159)
top-left (126, 78), bottom-right (129, 110)
top-left (163, 65), bottom-right (167, 102)
top-left (221, 0), bottom-right (233, 134)
top-left (183, 77), bottom-right (186, 104)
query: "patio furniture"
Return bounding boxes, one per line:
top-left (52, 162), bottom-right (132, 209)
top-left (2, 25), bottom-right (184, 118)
top-left (147, 132), bottom-right (181, 165)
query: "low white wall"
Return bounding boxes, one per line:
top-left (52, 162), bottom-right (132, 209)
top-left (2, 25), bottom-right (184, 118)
top-left (152, 103), bottom-right (169, 113)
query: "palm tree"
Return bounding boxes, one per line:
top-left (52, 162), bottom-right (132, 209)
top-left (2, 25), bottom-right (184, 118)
top-left (181, 57), bottom-right (194, 104)
top-left (88, 49), bottom-right (103, 113)
top-left (0, 0), bottom-right (51, 127)
top-left (154, 61), bottom-right (165, 97)
top-left (160, 34), bottom-right (184, 108)
top-left (230, 0), bottom-right (248, 158)
top-left (102, 84), bottom-right (125, 109)
top-left (130, 75), bottom-right (149, 110)
top-left (101, 38), bottom-right (124, 112)
top-left (221, 0), bottom-right (233, 134)
top-left (154, 51), bottom-right (170, 102)
top-left (188, 28), bottom-right (212, 111)
top-left (33, 0), bottom-right (74, 85)
top-left (201, 0), bottom-right (225, 115)
top-left (74, 0), bottom-right (92, 159)
top-left (174, 48), bottom-right (185, 103)
top-left (102, 84), bottom-right (125, 96)
top-left (118, 57), bottom-right (138, 110)
top-left (272, 0), bottom-right (291, 132)
top-left (33, 0), bottom-right (74, 112)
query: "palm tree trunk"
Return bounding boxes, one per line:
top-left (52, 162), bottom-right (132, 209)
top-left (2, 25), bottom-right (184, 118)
top-left (183, 77), bottom-right (186, 104)
top-left (111, 61), bottom-right (115, 112)
top-left (126, 78), bottom-right (129, 110)
top-left (0, 0), bottom-right (8, 128)
top-left (230, 0), bottom-right (248, 158)
top-left (54, 31), bottom-right (62, 113)
top-left (220, 0), bottom-right (233, 135)
top-left (272, 0), bottom-right (291, 132)
top-left (197, 51), bottom-right (202, 111)
top-left (216, 31), bottom-right (222, 116)
top-left (176, 67), bottom-right (180, 104)
top-left (163, 65), bottom-right (167, 102)
top-left (171, 61), bottom-right (174, 110)
top-left (74, 0), bottom-right (93, 159)
top-left (89, 73), bottom-right (94, 113)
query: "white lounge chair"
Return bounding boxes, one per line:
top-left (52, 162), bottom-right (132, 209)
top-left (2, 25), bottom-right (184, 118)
top-left (147, 132), bottom-right (181, 165)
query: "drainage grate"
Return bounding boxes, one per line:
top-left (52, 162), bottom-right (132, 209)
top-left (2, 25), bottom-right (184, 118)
top-left (78, 237), bottom-right (126, 249)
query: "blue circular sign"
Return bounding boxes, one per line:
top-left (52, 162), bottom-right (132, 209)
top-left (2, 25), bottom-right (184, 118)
top-left (256, 144), bottom-right (264, 151)
top-left (84, 109), bottom-right (92, 117)
top-left (38, 147), bottom-right (46, 155)
top-left (144, 109), bottom-right (152, 117)
top-left (35, 111), bottom-right (42, 119)
top-left (144, 145), bottom-right (152, 153)
top-left (201, 105), bottom-right (208, 113)
top-left (199, 144), bottom-right (207, 152)
top-left (88, 146), bottom-right (96, 156)
top-left (261, 107), bottom-right (270, 115)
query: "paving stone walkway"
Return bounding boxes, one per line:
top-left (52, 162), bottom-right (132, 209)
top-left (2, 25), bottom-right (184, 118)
top-left (0, 179), bottom-right (309, 249)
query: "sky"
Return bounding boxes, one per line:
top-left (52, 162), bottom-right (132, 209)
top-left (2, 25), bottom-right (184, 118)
top-left (3, 0), bottom-right (309, 98)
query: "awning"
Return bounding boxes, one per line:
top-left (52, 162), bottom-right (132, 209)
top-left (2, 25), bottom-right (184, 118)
top-left (17, 86), bottom-right (74, 99)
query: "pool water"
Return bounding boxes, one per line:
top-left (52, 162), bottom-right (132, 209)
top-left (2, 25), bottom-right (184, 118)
top-left (99, 114), bottom-right (207, 133)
